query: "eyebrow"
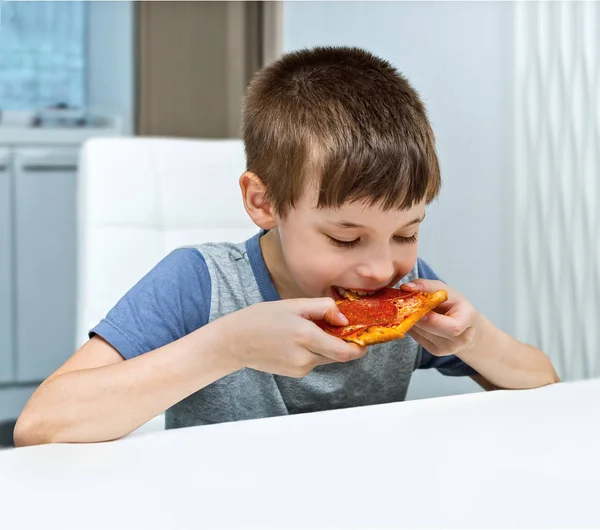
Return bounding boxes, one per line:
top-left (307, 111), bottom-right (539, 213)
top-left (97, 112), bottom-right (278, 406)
top-left (327, 214), bottom-right (426, 230)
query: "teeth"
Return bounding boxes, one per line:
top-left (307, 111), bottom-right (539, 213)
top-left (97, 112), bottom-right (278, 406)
top-left (347, 289), bottom-right (374, 296)
top-left (336, 287), bottom-right (375, 298)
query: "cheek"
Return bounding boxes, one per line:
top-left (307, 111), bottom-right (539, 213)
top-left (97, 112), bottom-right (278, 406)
top-left (281, 237), bottom-right (346, 287)
top-left (396, 245), bottom-right (419, 277)
top-left (288, 246), bottom-right (343, 280)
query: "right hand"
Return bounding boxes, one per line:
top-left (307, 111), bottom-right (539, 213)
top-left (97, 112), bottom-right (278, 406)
top-left (217, 298), bottom-right (368, 378)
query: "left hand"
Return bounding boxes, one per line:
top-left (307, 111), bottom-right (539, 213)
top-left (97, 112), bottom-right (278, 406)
top-left (400, 279), bottom-right (480, 357)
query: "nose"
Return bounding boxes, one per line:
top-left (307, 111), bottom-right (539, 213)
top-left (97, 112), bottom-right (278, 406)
top-left (355, 249), bottom-right (396, 285)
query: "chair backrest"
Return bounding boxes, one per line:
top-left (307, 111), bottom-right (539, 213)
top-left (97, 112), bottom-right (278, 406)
top-left (76, 137), bottom-right (258, 348)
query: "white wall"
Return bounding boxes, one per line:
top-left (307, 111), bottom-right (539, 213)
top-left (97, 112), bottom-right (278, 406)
top-left (87, 1), bottom-right (134, 135)
top-left (283, 1), bottom-right (514, 337)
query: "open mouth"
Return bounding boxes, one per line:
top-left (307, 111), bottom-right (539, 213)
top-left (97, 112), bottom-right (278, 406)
top-left (331, 286), bottom-right (380, 300)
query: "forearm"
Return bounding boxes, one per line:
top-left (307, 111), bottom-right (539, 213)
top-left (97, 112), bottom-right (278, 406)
top-left (14, 321), bottom-right (238, 446)
top-left (458, 315), bottom-right (559, 389)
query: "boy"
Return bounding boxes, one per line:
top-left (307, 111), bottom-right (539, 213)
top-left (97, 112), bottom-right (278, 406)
top-left (14, 47), bottom-right (558, 446)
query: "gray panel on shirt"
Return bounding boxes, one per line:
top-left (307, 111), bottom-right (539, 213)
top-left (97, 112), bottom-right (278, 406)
top-left (167, 241), bottom-right (420, 429)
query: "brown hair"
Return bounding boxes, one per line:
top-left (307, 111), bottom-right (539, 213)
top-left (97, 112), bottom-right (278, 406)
top-left (242, 46), bottom-right (440, 216)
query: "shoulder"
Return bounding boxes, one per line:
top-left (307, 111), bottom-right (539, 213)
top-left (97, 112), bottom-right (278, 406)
top-left (89, 247), bottom-right (213, 359)
top-left (416, 258), bottom-right (442, 281)
top-left (192, 240), bottom-right (247, 258)
top-left (135, 247), bottom-right (213, 299)
top-left (162, 247), bottom-right (210, 276)
top-left (194, 240), bottom-right (258, 296)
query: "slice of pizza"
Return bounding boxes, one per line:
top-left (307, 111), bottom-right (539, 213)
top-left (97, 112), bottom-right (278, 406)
top-left (315, 287), bottom-right (448, 346)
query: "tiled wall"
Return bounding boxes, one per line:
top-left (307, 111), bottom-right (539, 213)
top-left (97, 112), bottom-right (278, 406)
top-left (0, 1), bottom-right (86, 110)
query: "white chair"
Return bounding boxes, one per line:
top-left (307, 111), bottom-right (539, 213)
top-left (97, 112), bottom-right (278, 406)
top-left (76, 137), bottom-right (258, 348)
top-left (76, 137), bottom-right (258, 434)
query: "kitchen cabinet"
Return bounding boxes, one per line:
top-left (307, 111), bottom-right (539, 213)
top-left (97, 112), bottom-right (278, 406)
top-left (0, 148), bottom-right (14, 383)
top-left (0, 120), bottom-right (120, 422)
top-left (13, 148), bottom-right (79, 381)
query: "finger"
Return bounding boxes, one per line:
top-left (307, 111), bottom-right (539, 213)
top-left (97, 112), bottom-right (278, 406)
top-left (409, 327), bottom-right (454, 354)
top-left (306, 327), bottom-right (368, 363)
top-left (310, 353), bottom-right (339, 367)
top-left (400, 278), bottom-right (447, 293)
top-left (294, 297), bottom-right (349, 326)
top-left (399, 282), bottom-right (420, 292)
top-left (430, 298), bottom-right (456, 314)
top-left (413, 307), bottom-right (468, 338)
top-left (408, 329), bottom-right (440, 354)
top-left (432, 303), bottom-right (451, 315)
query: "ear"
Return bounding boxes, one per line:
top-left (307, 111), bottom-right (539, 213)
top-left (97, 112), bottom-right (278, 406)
top-left (239, 171), bottom-right (277, 229)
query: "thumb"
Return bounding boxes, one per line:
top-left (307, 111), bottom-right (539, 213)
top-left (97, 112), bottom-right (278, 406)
top-left (293, 297), bottom-right (349, 326)
top-left (400, 278), bottom-right (446, 293)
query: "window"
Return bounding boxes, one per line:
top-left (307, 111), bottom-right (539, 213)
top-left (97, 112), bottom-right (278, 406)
top-left (0, 1), bottom-right (86, 110)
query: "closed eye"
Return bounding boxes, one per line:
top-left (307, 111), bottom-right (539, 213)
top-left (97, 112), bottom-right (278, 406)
top-left (327, 233), bottom-right (418, 248)
top-left (394, 233), bottom-right (418, 244)
top-left (327, 236), bottom-right (359, 249)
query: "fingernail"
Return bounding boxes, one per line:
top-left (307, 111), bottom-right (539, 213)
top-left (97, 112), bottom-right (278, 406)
top-left (404, 282), bottom-right (417, 288)
top-left (338, 314), bottom-right (349, 325)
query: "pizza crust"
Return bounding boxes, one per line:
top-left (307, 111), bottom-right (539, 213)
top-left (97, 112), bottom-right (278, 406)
top-left (341, 325), bottom-right (407, 346)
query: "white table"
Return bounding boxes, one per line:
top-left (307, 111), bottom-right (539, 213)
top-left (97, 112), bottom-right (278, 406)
top-left (1, 379), bottom-right (599, 529)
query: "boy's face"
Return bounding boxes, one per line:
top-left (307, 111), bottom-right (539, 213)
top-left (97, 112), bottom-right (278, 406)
top-left (265, 189), bottom-right (425, 300)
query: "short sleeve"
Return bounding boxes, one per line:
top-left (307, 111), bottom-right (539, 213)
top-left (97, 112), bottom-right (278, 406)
top-left (89, 248), bottom-right (212, 360)
top-left (415, 258), bottom-right (478, 377)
